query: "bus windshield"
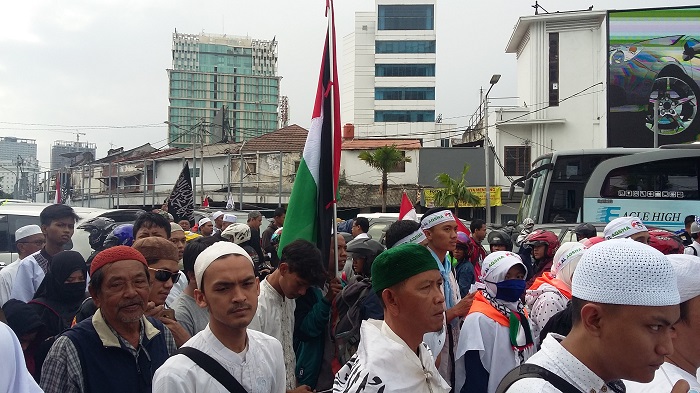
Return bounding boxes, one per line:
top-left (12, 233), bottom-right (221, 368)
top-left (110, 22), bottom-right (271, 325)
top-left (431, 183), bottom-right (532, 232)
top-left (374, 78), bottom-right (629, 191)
top-left (517, 158), bottom-right (551, 223)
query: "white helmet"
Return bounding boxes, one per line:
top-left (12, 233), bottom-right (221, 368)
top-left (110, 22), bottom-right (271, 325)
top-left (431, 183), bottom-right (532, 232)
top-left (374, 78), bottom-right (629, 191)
top-left (221, 223), bottom-right (251, 245)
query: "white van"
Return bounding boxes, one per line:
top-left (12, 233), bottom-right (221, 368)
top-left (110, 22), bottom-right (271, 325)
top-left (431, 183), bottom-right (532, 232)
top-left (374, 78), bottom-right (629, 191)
top-left (0, 203), bottom-right (142, 267)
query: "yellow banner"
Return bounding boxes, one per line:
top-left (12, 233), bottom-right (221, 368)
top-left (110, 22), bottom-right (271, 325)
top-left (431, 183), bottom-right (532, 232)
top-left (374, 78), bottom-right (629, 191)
top-left (424, 187), bottom-right (502, 208)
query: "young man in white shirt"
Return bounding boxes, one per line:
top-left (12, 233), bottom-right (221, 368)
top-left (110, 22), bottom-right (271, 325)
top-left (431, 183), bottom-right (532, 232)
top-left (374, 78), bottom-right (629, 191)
top-left (502, 239), bottom-right (688, 393)
top-left (248, 239), bottom-right (326, 393)
top-left (153, 241), bottom-right (286, 393)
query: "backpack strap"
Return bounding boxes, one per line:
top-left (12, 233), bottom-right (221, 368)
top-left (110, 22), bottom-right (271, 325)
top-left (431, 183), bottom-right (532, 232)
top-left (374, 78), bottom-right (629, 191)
top-left (28, 299), bottom-right (61, 318)
top-left (495, 364), bottom-right (582, 393)
top-left (177, 347), bottom-right (249, 393)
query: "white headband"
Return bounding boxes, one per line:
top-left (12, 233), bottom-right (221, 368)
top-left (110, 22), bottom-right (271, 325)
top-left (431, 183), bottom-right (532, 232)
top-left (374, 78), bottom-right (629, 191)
top-left (421, 210), bottom-right (455, 230)
top-left (194, 241), bottom-right (254, 289)
top-left (603, 217), bottom-right (648, 240)
top-left (394, 229), bottom-right (427, 247)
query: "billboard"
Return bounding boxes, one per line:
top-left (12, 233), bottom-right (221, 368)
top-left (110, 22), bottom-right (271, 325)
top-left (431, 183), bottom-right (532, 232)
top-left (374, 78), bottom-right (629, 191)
top-left (608, 7), bottom-right (700, 147)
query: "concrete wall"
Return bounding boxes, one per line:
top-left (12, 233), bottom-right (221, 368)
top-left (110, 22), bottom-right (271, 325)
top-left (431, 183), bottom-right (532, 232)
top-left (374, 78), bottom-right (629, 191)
top-left (418, 147), bottom-right (489, 187)
top-left (340, 148), bottom-right (419, 186)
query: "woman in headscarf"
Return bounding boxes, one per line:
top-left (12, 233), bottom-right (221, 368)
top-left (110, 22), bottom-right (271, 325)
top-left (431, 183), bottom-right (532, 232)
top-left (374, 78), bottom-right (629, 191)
top-left (454, 251), bottom-right (536, 393)
top-left (28, 250), bottom-right (87, 337)
top-left (525, 242), bottom-right (586, 343)
top-left (2, 299), bottom-right (46, 380)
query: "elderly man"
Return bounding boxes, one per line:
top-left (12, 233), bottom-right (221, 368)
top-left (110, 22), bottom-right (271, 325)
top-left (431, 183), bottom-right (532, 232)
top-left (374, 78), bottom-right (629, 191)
top-left (247, 211), bottom-right (265, 261)
top-left (211, 211), bottom-right (224, 233)
top-left (625, 254), bottom-right (700, 392)
top-left (221, 214), bottom-right (237, 231)
top-left (501, 239), bottom-right (686, 393)
top-left (198, 218), bottom-right (214, 237)
top-left (11, 204), bottom-right (80, 302)
top-left (40, 246), bottom-right (177, 393)
top-left (0, 225), bottom-right (44, 306)
top-left (153, 241), bottom-right (285, 393)
top-left (603, 216), bottom-right (650, 244)
top-left (334, 243), bottom-right (450, 392)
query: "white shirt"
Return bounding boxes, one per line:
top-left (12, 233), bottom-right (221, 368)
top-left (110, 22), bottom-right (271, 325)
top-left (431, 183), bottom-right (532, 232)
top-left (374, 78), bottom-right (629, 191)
top-left (0, 258), bottom-right (21, 306)
top-left (10, 251), bottom-right (45, 302)
top-left (334, 320), bottom-right (450, 393)
top-left (625, 362), bottom-right (700, 393)
top-left (354, 233), bottom-right (370, 240)
top-left (248, 278), bottom-right (296, 390)
top-left (165, 272), bottom-right (188, 307)
top-left (455, 311), bottom-right (535, 393)
top-left (505, 334), bottom-right (608, 393)
top-left (153, 326), bottom-right (285, 393)
top-left (525, 283), bottom-right (569, 343)
top-left (685, 241), bottom-right (700, 256)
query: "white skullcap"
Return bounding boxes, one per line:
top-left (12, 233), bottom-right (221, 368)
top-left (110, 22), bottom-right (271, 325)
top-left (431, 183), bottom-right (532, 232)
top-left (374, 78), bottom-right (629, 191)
top-left (479, 251), bottom-right (527, 298)
top-left (198, 217), bottom-right (211, 227)
top-left (572, 238), bottom-right (679, 306)
top-left (223, 214), bottom-right (237, 223)
top-left (170, 223), bottom-right (184, 233)
top-left (666, 254), bottom-right (700, 303)
top-left (15, 225), bottom-right (42, 241)
top-left (603, 217), bottom-right (648, 240)
top-left (551, 242), bottom-right (586, 288)
top-left (194, 241), bottom-right (254, 289)
top-left (691, 221), bottom-right (700, 235)
top-left (211, 211), bottom-right (224, 220)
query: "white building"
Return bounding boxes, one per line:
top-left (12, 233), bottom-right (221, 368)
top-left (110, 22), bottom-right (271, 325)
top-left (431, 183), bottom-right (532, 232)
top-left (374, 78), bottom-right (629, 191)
top-left (341, 0), bottom-right (457, 147)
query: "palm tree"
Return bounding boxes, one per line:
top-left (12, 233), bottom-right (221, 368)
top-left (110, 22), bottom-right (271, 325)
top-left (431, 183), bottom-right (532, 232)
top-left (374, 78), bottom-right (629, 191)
top-left (358, 145), bottom-right (412, 212)
top-left (433, 164), bottom-right (481, 217)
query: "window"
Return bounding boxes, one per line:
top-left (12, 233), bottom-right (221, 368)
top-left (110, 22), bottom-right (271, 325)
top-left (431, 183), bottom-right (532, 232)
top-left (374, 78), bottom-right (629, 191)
top-left (601, 158), bottom-right (699, 200)
top-left (294, 161), bottom-right (300, 173)
top-left (440, 138), bottom-right (450, 147)
top-left (189, 168), bottom-right (200, 178)
top-left (374, 110), bottom-right (435, 122)
top-left (504, 146), bottom-right (531, 176)
top-left (375, 87), bottom-right (435, 100)
top-left (388, 151), bottom-right (407, 173)
top-left (376, 64), bottom-right (435, 77)
top-left (378, 5), bottom-right (434, 30)
top-left (549, 32), bottom-right (559, 106)
top-left (376, 40), bottom-right (436, 54)
top-left (246, 162), bottom-right (257, 175)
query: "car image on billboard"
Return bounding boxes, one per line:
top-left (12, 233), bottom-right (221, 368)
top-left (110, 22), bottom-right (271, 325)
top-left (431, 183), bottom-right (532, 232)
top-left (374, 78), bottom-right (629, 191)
top-left (608, 7), bottom-right (700, 147)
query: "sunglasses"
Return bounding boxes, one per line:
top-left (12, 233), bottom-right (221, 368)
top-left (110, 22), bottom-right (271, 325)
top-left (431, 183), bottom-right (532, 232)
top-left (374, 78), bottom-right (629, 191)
top-left (148, 267), bottom-right (180, 284)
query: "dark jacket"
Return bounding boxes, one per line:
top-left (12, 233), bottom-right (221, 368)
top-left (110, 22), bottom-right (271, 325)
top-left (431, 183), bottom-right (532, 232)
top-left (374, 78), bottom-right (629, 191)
top-left (293, 287), bottom-right (332, 390)
top-left (454, 258), bottom-right (476, 298)
top-left (249, 227), bottom-right (265, 262)
top-left (62, 311), bottom-right (171, 393)
top-left (261, 221), bottom-right (280, 267)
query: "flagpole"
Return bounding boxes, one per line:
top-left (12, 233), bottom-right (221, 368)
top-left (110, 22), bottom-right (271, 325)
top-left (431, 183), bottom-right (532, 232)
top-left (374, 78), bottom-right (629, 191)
top-left (328, 0), bottom-right (340, 277)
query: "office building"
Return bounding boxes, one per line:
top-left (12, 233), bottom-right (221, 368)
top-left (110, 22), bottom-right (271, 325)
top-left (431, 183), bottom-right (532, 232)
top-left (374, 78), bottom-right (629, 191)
top-left (51, 140), bottom-right (97, 170)
top-left (167, 31), bottom-right (281, 147)
top-left (342, 0), bottom-right (456, 147)
top-left (0, 137), bottom-right (37, 164)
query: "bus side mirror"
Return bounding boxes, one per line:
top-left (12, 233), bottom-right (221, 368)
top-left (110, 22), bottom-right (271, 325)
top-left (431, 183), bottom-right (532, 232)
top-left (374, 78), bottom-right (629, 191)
top-left (523, 178), bottom-right (534, 195)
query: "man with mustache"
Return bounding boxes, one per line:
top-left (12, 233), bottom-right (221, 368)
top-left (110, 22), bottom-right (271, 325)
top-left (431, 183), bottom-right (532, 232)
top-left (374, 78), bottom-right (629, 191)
top-left (153, 241), bottom-right (285, 393)
top-left (40, 246), bottom-right (177, 393)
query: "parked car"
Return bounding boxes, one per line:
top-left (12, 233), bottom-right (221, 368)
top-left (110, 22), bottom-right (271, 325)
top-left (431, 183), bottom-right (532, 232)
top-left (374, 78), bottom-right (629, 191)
top-left (0, 204), bottom-right (142, 267)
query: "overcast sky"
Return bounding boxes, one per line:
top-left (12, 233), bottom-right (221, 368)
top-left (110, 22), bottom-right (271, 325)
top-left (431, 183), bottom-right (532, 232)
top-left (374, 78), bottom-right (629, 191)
top-left (0, 0), bottom-right (690, 170)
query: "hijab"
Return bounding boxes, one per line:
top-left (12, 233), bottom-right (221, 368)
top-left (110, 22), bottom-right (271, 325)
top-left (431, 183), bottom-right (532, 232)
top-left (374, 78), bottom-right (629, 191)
top-left (33, 251), bottom-right (87, 327)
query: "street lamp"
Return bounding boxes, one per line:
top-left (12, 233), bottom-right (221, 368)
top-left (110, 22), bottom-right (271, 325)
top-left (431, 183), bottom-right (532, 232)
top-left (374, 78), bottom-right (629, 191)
top-left (483, 74), bottom-right (500, 224)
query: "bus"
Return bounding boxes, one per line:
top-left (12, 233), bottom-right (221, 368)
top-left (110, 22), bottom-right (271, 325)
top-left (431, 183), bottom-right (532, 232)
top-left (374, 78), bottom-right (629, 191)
top-left (582, 147), bottom-right (699, 230)
top-left (513, 145), bottom-right (699, 230)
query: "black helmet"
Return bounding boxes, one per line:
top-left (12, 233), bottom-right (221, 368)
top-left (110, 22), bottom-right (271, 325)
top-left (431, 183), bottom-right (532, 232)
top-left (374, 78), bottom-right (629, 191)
top-left (487, 230), bottom-right (513, 251)
top-left (346, 238), bottom-right (385, 276)
top-left (82, 217), bottom-right (116, 251)
top-left (573, 223), bottom-right (596, 240)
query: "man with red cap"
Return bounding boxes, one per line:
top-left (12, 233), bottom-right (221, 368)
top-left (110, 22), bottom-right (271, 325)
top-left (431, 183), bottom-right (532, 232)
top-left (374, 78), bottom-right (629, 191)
top-left (40, 246), bottom-right (177, 393)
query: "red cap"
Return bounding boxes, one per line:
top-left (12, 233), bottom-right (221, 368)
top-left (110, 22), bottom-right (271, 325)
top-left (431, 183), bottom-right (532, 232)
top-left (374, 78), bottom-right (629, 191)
top-left (90, 245), bottom-right (147, 276)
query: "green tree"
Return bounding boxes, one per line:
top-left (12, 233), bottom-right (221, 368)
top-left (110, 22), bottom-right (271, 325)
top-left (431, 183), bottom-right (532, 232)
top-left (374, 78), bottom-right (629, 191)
top-left (358, 145), bottom-right (412, 212)
top-left (433, 164), bottom-right (481, 216)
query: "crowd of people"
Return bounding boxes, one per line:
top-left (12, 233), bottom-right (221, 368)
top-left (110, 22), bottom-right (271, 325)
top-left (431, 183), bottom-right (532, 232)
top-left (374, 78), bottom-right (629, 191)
top-left (0, 203), bottom-right (699, 393)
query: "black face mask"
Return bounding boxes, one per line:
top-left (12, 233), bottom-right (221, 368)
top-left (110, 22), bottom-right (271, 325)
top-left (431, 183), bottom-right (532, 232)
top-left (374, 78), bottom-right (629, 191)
top-left (58, 282), bottom-right (87, 303)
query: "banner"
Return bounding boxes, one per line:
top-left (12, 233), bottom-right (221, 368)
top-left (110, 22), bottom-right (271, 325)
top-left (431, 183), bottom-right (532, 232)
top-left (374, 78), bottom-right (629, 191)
top-left (167, 162), bottom-right (194, 223)
top-left (424, 186), bottom-right (502, 208)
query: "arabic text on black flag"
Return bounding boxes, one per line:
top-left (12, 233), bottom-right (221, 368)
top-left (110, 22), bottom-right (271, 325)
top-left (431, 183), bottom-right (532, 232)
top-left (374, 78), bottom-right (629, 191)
top-left (167, 162), bottom-right (194, 223)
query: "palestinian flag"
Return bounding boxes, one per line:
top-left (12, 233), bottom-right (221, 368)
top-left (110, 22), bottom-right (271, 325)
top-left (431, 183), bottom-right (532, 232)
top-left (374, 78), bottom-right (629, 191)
top-left (278, 0), bottom-right (341, 267)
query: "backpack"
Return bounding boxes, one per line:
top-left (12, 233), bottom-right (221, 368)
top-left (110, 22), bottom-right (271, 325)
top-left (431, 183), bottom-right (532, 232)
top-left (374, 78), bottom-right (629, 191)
top-left (332, 278), bottom-right (375, 365)
top-left (686, 245), bottom-right (698, 256)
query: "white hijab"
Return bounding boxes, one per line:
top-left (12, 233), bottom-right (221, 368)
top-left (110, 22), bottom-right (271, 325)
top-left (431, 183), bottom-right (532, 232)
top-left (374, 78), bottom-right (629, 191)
top-left (0, 322), bottom-right (43, 393)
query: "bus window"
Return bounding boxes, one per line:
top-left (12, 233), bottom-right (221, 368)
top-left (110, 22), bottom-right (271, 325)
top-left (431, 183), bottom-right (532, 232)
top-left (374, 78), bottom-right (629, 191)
top-left (602, 158), bottom-right (699, 199)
